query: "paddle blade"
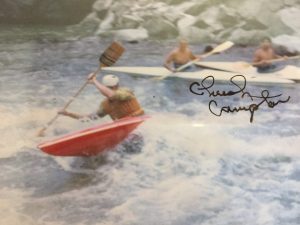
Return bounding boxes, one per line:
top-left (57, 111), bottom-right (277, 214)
top-left (99, 41), bottom-right (125, 67)
top-left (211, 41), bottom-right (234, 54)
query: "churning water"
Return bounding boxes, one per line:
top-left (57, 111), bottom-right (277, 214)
top-left (0, 26), bottom-right (299, 225)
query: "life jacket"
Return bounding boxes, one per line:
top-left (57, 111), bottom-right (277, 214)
top-left (101, 96), bottom-right (144, 120)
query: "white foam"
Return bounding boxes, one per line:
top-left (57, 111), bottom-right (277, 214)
top-left (0, 188), bottom-right (35, 225)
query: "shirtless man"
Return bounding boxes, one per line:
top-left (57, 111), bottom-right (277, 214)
top-left (253, 39), bottom-right (286, 73)
top-left (164, 40), bottom-right (201, 72)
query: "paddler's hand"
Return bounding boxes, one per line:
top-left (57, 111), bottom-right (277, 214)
top-left (260, 59), bottom-right (269, 66)
top-left (282, 55), bottom-right (288, 60)
top-left (58, 110), bottom-right (83, 119)
top-left (166, 67), bottom-right (175, 72)
top-left (57, 109), bottom-right (69, 116)
top-left (163, 63), bottom-right (175, 73)
top-left (195, 55), bottom-right (202, 61)
top-left (87, 72), bottom-right (96, 84)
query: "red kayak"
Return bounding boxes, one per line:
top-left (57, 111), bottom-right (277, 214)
top-left (38, 115), bottom-right (149, 157)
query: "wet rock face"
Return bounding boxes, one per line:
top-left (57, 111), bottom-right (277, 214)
top-left (78, 0), bottom-right (300, 44)
top-left (0, 0), bottom-right (95, 25)
top-left (2, 0), bottom-right (300, 46)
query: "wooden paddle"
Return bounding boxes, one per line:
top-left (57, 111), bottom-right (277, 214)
top-left (37, 42), bottom-right (125, 137)
top-left (156, 41), bottom-right (234, 80)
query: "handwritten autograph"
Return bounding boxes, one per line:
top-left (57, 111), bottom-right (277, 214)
top-left (189, 75), bottom-right (290, 122)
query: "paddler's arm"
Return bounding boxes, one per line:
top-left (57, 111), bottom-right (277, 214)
top-left (253, 51), bottom-right (261, 63)
top-left (274, 52), bottom-right (288, 60)
top-left (58, 110), bottom-right (84, 119)
top-left (190, 51), bottom-right (202, 61)
top-left (253, 51), bottom-right (266, 65)
top-left (58, 110), bottom-right (100, 120)
top-left (274, 54), bottom-right (281, 59)
top-left (89, 74), bottom-right (115, 98)
top-left (164, 51), bottom-right (175, 72)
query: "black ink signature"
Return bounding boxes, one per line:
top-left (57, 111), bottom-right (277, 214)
top-left (189, 75), bottom-right (290, 122)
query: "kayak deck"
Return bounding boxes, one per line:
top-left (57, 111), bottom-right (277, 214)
top-left (195, 61), bottom-right (300, 82)
top-left (38, 115), bottom-right (149, 157)
top-left (102, 66), bottom-right (294, 84)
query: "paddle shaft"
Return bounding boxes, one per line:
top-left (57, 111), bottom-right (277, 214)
top-left (37, 67), bottom-right (102, 136)
top-left (252, 55), bottom-right (300, 66)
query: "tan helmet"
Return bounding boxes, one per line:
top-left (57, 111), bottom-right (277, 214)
top-left (102, 74), bottom-right (119, 87)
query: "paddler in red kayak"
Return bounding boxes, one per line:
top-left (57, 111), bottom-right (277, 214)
top-left (164, 39), bottom-right (202, 72)
top-left (253, 39), bottom-right (287, 73)
top-left (58, 74), bottom-right (144, 120)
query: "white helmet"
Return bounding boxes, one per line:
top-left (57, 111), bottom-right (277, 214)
top-left (102, 74), bottom-right (119, 87)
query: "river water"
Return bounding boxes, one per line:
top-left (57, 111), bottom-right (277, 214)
top-left (0, 26), bottom-right (300, 225)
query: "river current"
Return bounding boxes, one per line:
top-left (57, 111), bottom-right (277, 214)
top-left (0, 26), bottom-right (299, 225)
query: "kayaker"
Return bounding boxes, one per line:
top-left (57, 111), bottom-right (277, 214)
top-left (164, 39), bottom-right (201, 72)
top-left (58, 74), bottom-right (144, 121)
top-left (253, 39), bottom-right (287, 73)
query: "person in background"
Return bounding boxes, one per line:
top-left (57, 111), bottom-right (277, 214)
top-left (58, 74), bottom-right (144, 121)
top-left (164, 39), bottom-right (202, 72)
top-left (253, 39), bottom-right (287, 73)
